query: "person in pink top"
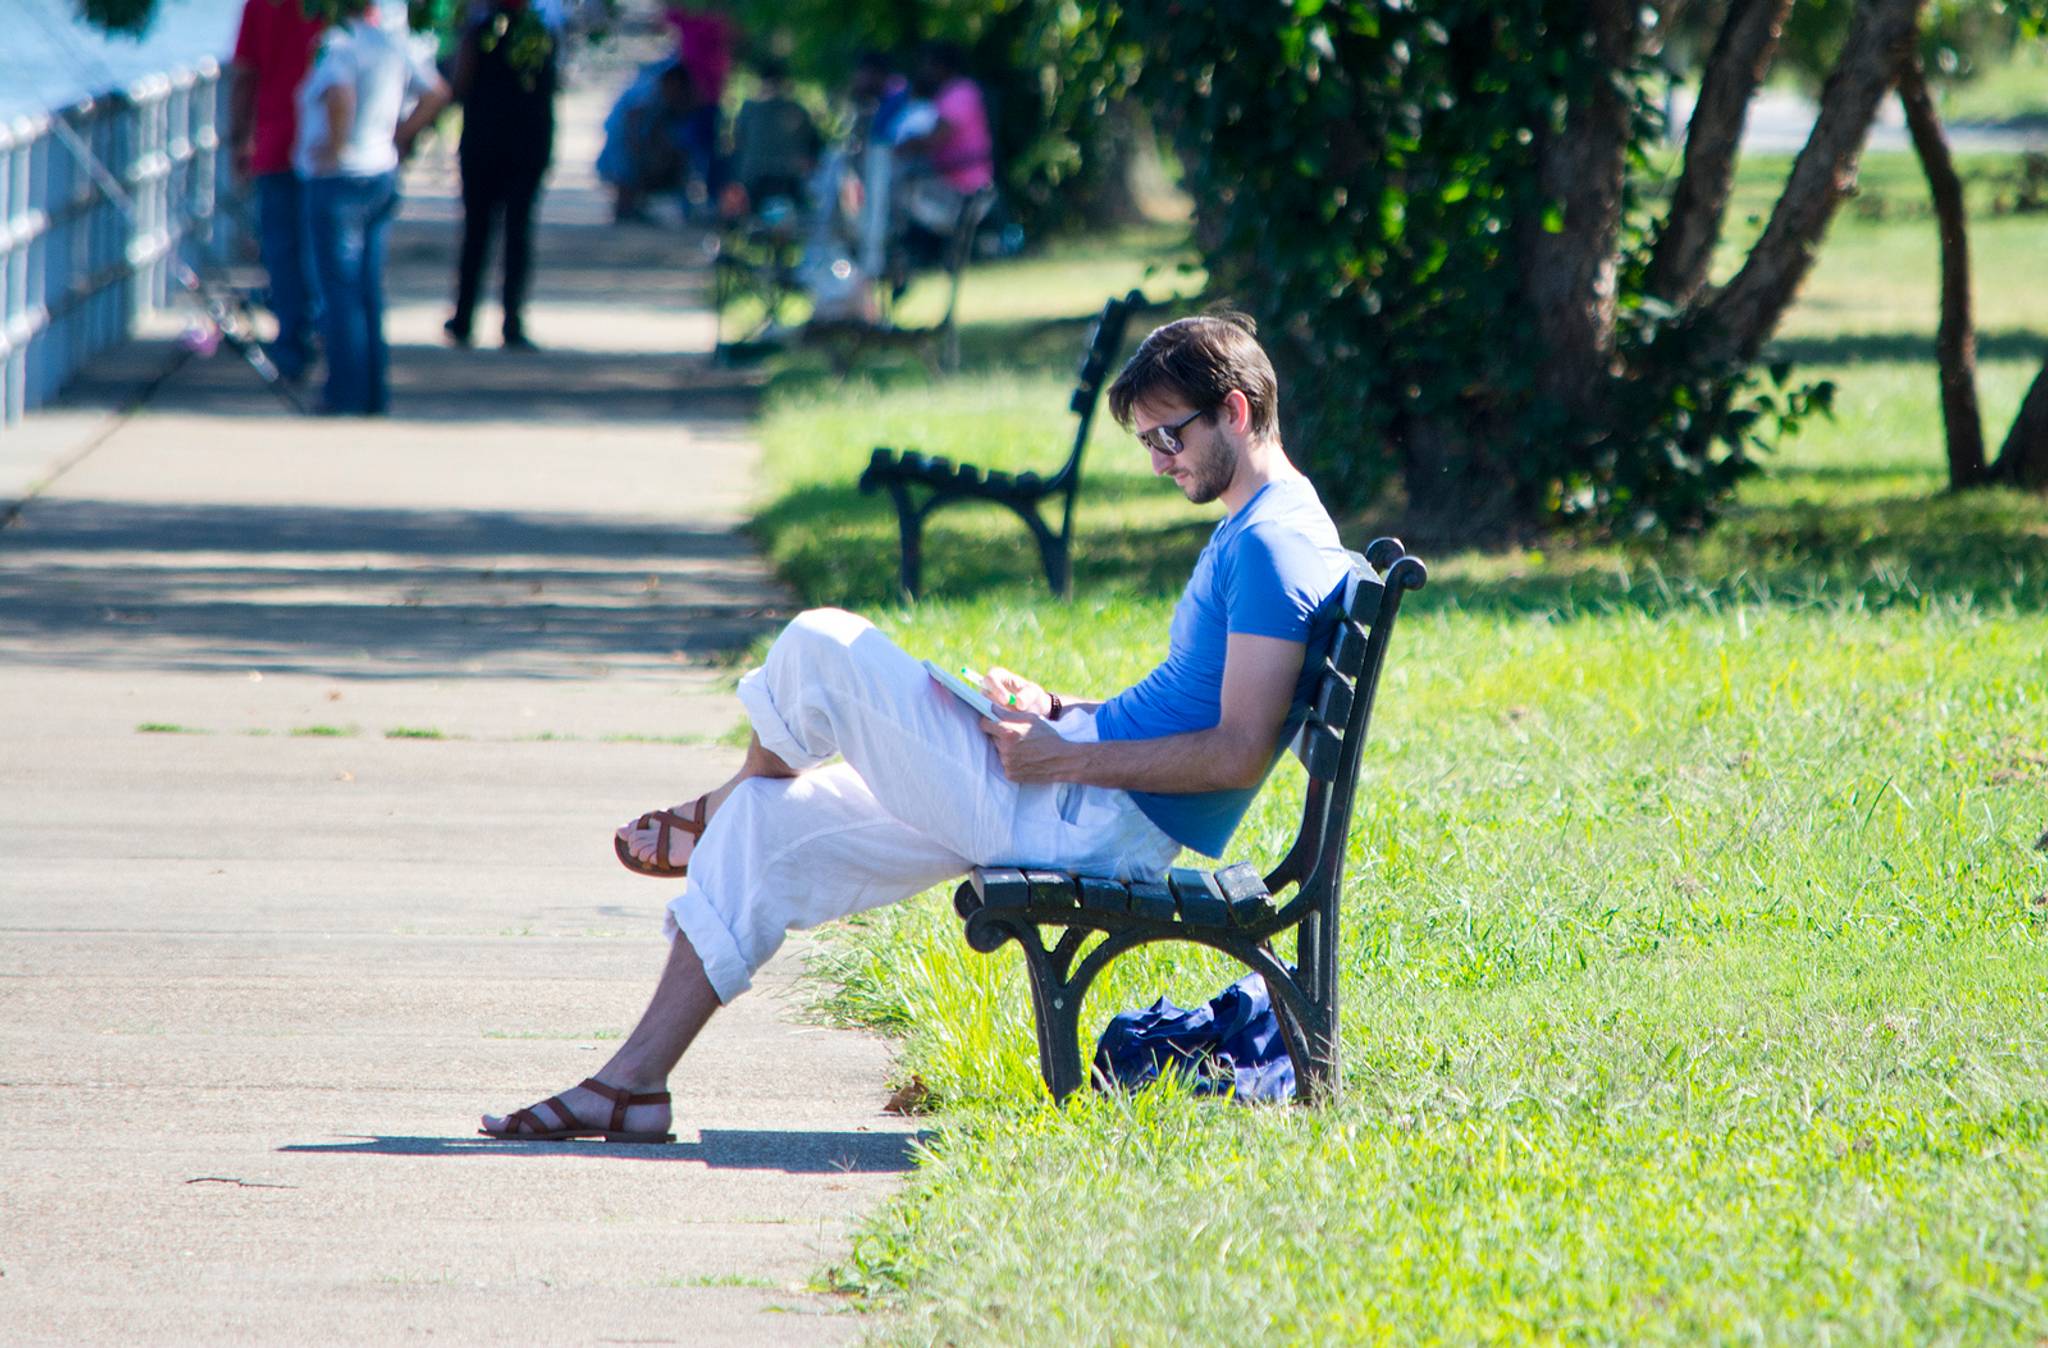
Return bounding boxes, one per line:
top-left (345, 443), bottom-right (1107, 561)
top-left (229, 0), bottom-right (329, 383)
top-left (916, 44), bottom-right (993, 194)
top-left (895, 42), bottom-right (995, 246)
top-left (661, 4), bottom-right (739, 213)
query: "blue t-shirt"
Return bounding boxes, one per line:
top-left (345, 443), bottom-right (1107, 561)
top-left (1094, 476), bottom-right (1350, 857)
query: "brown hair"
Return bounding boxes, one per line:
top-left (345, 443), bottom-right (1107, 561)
top-left (1107, 309), bottom-right (1279, 439)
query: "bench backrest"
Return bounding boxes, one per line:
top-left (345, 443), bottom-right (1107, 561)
top-left (1046, 288), bottom-right (1145, 496)
top-left (1273, 538), bottom-right (1428, 903)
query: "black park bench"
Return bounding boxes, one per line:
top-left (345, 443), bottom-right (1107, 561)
top-left (951, 538), bottom-right (1429, 1104)
top-left (858, 289), bottom-right (1144, 600)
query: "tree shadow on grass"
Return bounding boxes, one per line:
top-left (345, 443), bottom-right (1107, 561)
top-left (1401, 487), bottom-right (2048, 620)
top-left (762, 299), bottom-right (1204, 407)
top-left (1768, 327), bottom-right (2048, 366)
top-left (749, 476), bottom-right (1211, 609)
top-left (278, 1128), bottom-right (926, 1171)
top-left (762, 472), bottom-right (2048, 618)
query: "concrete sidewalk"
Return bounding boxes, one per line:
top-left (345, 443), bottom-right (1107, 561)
top-left (0, 71), bottom-right (913, 1344)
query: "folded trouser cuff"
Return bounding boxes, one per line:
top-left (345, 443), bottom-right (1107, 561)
top-left (736, 666), bottom-right (833, 772)
top-left (663, 886), bottom-right (754, 1003)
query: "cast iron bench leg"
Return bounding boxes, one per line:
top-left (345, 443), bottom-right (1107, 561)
top-left (884, 482), bottom-right (924, 600)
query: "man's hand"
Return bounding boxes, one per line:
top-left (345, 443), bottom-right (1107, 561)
top-left (978, 711), bottom-right (1070, 783)
top-left (980, 665), bottom-right (1052, 718)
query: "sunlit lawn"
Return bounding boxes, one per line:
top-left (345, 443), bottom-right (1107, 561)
top-left (741, 150), bottom-right (2048, 1342)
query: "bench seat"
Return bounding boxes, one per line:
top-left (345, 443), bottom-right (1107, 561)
top-left (954, 862), bottom-right (1276, 937)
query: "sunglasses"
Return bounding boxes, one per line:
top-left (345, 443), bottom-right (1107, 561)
top-left (1136, 406), bottom-right (1211, 456)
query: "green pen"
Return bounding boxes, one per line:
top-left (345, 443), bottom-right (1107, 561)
top-left (962, 665), bottom-right (1019, 708)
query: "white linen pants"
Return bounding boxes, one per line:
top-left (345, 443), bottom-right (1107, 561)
top-left (664, 608), bottom-right (1182, 1003)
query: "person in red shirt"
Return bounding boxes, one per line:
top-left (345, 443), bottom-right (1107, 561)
top-left (229, 0), bottom-right (329, 383)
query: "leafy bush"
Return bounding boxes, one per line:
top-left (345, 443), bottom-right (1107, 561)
top-left (1112, 0), bottom-right (1861, 534)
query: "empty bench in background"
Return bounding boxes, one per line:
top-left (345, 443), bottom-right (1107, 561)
top-left (952, 539), bottom-right (1429, 1103)
top-left (858, 289), bottom-right (1144, 600)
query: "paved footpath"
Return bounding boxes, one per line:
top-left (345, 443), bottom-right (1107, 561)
top-left (0, 77), bottom-right (915, 1344)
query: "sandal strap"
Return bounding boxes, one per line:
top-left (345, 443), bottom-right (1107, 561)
top-left (577, 1078), bottom-right (669, 1132)
top-left (628, 802), bottom-right (708, 874)
top-left (579, 1078), bottom-right (632, 1132)
top-left (502, 1095), bottom-right (578, 1137)
top-left (647, 805), bottom-right (707, 838)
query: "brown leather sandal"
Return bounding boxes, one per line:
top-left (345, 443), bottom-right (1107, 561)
top-left (478, 1077), bottom-right (676, 1144)
top-left (614, 796), bottom-right (708, 878)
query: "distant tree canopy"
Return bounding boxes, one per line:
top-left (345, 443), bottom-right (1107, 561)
top-left (1108, 0), bottom-right (1955, 534)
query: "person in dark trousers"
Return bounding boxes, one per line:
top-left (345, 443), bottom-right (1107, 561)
top-left (444, 0), bottom-right (558, 351)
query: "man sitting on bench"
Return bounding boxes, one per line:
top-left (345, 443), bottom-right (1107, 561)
top-left (482, 312), bottom-right (1355, 1141)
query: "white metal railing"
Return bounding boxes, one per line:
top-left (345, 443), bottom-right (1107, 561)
top-left (0, 60), bottom-right (235, 429)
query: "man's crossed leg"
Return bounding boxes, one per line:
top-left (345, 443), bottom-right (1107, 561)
top-left (482, 608), bottom-right (1175, 1140)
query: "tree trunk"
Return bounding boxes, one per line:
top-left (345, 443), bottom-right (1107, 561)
top-left (1645, 0), bottom-right (1795, 307)
top-left (1521, 0), bottom-right (1641, 417)
top-left (1064, 101), bottom-right (1149, 231)
top-left (1700, 0), bottom-right (1928, 367)
top-left (1991, 357), bottom-right (2048, 489)
top-left (1897, 57), bottom-right (1987, 489)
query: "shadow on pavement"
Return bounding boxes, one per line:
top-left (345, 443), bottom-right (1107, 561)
top-left (279, 1128), bottom-right (927, 1172)
top-left (0, 498), bottom-right (786, 677)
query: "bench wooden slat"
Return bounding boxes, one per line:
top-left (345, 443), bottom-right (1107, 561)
top-left (1298, 723), bottom-right (1344, 780)
top-left (1024, 870), bottom-right (1077, 908)
top-left (975, 867), bottom-right (1030, 906)
top-left (1347, 575), bottom-right (1386, 622)
top-left (1215, 862), bottom-right (1273, 927)
top-left (1168, 867), bottom-right (1229, 927)
top-left (1078, 876), bottom-right (1129, 914)
top-left (1330, 623), bottom-right (1368, 680)
top-left (1312, 674), bottom-right (1354, 729)
top-left (1128, 879), bottom-right (1176, 922)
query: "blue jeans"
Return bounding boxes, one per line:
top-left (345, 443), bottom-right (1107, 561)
top-left (307, 171), bottom-right (399, 415)
top-left (255, 171), bottom-right (321, 380)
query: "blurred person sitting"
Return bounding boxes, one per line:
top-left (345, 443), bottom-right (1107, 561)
top-left (725, 58), bottom-right (819, 218)
top-left (444, 0), bottom-right (559, 350)
top-left (843, 49), bottom-right (923, 281)
top-left (892, 41), bottom-right (993, 264)
top-left (295, 0), bottom-right (451, 416)
top-left (596, 62), bottom-right (696, 225)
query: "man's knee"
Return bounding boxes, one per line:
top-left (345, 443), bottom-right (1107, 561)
top-left (778, 607), bottom-right (872, 659)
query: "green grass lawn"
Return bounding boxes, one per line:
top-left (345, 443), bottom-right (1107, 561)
top-left (741, 152), bottom-right (2048, 1341)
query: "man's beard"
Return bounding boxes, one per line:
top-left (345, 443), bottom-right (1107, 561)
top-left (1180, 436), bottom-right (1238, 504)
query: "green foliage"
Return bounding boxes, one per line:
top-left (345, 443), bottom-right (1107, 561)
top-left (1775, 0), bottom-right (2044, 86)
top-left (74, 0), bottom-right (154, 35)
top-left (1105, 0), bottom-right (1817, 533)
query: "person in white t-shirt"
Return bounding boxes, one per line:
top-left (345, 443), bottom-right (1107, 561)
top-left (295, 0), bottom-right (450, 415)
